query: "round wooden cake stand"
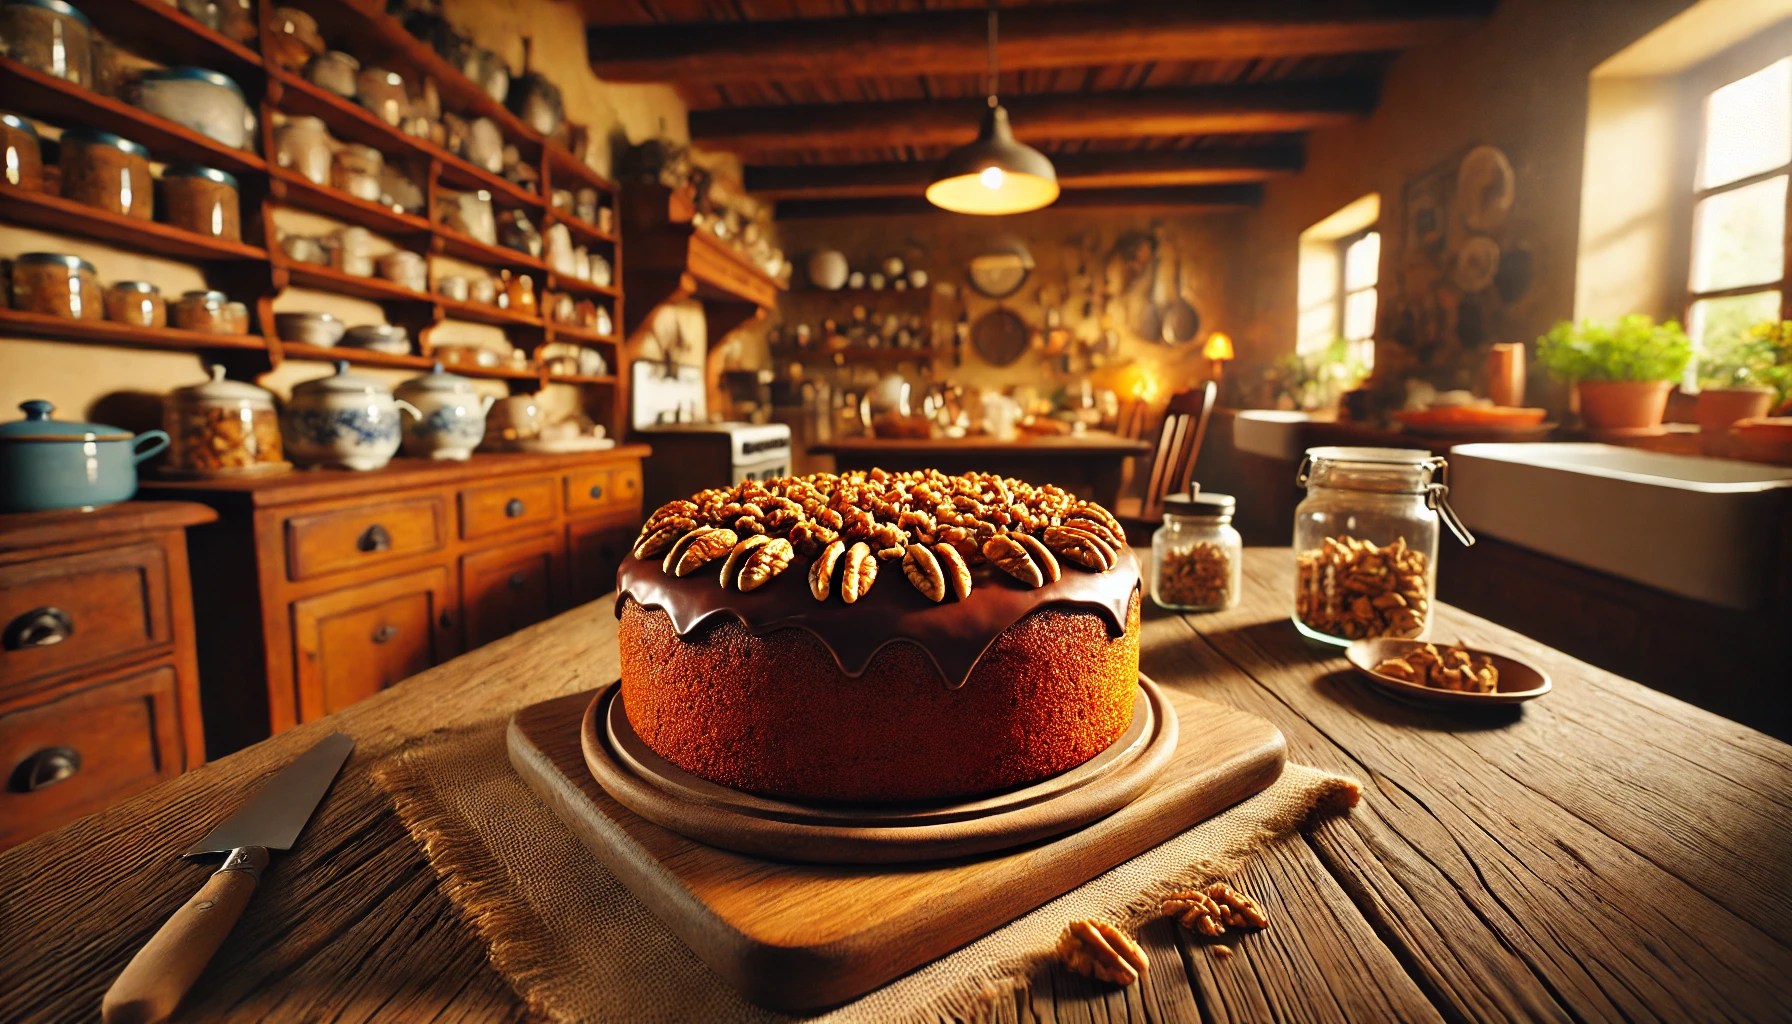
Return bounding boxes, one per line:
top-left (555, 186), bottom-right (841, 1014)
top-left (579, 677), bottom-right (1180, 863)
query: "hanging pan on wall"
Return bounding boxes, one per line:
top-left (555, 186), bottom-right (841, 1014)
top-left (1160, 240), bottom-right (1200, 344)
top-left (971, 308), bottom-right (1030, 367)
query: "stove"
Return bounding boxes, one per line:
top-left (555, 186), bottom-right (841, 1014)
top-left (630, 362), bottom-right (792, 510)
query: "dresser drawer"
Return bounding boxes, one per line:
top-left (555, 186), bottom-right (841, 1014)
top-left (285, 497), bottom-right (445, 582)
top-left (611, 462), bottom-right (641, 508)
top-left (291, 566), bottom-right (457, 721)
top-left (460, 476), bottom-right (557, 540)
top-left (1, 543), bottom-right (170, 691)
top-left (564, 468), bottom-right (613, 515)
top-left (0, 664), bottom-right (184, 850)
top-left (461, 534), bottom-right (559, 647)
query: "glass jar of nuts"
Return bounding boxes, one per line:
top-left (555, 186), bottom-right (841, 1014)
top-left (1150, 489), bottom-right (1241, 612)
top-left (1291, 447), bottom-right (1474, 646)
top-left (162, 364), bottom-right (285, 477)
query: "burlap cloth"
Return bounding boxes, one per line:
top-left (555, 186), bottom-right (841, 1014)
top-left (374, 716), bottom-right (1359, 1024)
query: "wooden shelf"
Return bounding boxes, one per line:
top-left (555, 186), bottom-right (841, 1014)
top-left (269, 71), bottom-right (433, 163)
top-left (457, 362), bottom-right (542, 381)
top-left (791, 287), bottom-right (934, 301)
top-left (546, 323), bottom-right (620, 346)
top-left (77, 0), bottom-right (263, 79)
top-left (0, 308), bottom-right (268, 352)
top-left (268, 169), bottom-right (431, 237)
top-left (435, 150), bottom-right (545, 211)
top-left (431, 226), bottom-right (547, 273)
top-left (543, 146), bottom-right (616, 195)
top-left (544, 209), bottom-right (616, 248)
top-left (282, 262), bottom-right (431, 304)
top-left (281, 341), bottom-right (431, 370)
top-left (437, 296), bottom-right (545, 329)
top-left (775, 347), bottom-right (936, 365)
top-left (547, 373), bottom-right (617, 385)
top-left (0, 183), bottom-right (269, 262)
top-left (0, 58), bottom-right (266, 176)
top-left (548, 273), bottom-right (620, 300)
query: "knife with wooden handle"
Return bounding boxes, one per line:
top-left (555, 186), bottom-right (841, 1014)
top-left (101, 732), bottom-right (354, 1024)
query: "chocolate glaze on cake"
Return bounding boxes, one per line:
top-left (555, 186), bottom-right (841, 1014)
top-left (615, 546), bottom-right (1141, 689)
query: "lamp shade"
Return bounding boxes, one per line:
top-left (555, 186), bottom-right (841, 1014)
top-left (925, 105), bottom-right (1059, 216)
top-left (1202, 331), bottom-right (1235, 361)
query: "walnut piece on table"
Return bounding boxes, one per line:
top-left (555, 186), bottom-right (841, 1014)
top-left (1162, 882), bottom-right (1270, 937)
top-left (1058, 919), bottom-right (1149, 986)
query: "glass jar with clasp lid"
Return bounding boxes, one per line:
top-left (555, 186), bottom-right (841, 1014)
top-left (1291, 447), bottom-right (1474, 646)
top-left (1150, 487), bottom-right (1242, 612)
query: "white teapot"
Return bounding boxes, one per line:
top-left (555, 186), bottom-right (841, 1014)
top-left (284, 361), bottom-right (417, 470)
top-left (395, 363), bottom-right (495, 461)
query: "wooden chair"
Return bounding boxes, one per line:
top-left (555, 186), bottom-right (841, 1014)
top-left (1114, 381), bottom-right (1218, 543)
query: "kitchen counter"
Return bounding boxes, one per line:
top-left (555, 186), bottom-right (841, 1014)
top-left (810, 431), bottom-right (1153, 508)
top-left (3, 548), bottom-right (1789, 1021)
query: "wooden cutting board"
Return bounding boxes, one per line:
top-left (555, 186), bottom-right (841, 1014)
top-left (507, 680), bottom-right (1285, 1012)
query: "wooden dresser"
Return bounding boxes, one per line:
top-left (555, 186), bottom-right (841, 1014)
top-left (0, 502), bottom-right (214, 851)
top-left (144, 449), bottom-right (648, 754)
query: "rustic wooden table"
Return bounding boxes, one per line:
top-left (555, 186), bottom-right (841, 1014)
top-left (4, 548), bottom-right (1789, 1022)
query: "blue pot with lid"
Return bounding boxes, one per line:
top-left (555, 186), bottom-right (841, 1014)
top-left (0, 400), bottom-right (170, 512)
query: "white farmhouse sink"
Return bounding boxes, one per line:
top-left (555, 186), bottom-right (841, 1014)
top-left (1450, 443), bottom-right (1792, 610)
top-left (1232, 410), bottom-right (1315, 460)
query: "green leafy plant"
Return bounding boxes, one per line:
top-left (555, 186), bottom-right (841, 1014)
top-left (1264, 338), bottom-right (1370, 411)
top-left (1536, 315), bottom-right (1692, 383)
top-left (1699, 319), bottom-right (1792, 406)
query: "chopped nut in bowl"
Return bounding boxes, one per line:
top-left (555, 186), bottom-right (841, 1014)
top-left (1345, 638), bottom-right (1551, 706)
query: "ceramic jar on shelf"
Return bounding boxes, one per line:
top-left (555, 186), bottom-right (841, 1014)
top-left (395, 363), bottom-right (494, 461)
top-left (332, 144), bottom-right (383, 202)
top-left (275, 116), bottom-right (334, 187)
top-left (164, 365), bottom-right (286, 477)
top-left (268, 6), bottom-right (321, 71)
top-left (356, 66), bottom-right (410, 127)
top-left (9, 253), bottom-right (98, 318)
top-left (132, 68), bottom-right (252, 150)
top-left (1, 113), bottom-right (42, 190)
top-left (377, 250), bottom-right (426, 293)
top-left (304, 50), bottom-right (359, 98)
top-left (1291, 447), bottom-right (1474, 645)
top-left (273, 311), bottom-right (344, 347)
top-left (0, 0), bottom-right (92, 86)
top-left (163, 165), bottom-right (240, 240)
top-left (283, 361), bottom-right (417, 471)
top-left (172, 290), bottom-right (247, 334)
top-left (59, 129), bottom-right (152, 219)
top-left (104, 280), bottom-right (164, 326)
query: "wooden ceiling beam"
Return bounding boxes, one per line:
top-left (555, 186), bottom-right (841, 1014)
top-left (587, 0), bottom-right (1491, 83)
top-left (691, 80), bottom-right (1375, 154)
top-left (773, 184), bottom-right (1264, 220)
top-left (745, 145), bottom-right (1305, 199)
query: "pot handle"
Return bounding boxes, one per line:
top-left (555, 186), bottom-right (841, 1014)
top-left (132, 430), bottom-right (171, 465)
top-left (396, 399), bottom-right (423, 420)
top-left (480, 394), bottom-right (496, 414)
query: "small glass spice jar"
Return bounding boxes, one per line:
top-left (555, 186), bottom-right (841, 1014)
top-left (1150, 488), bottom-right (1242, 612)
top-left (59, 128), bottom-right (153, 219)
top-left (1, 113), bottom-right (43, 190)
top-left (10, 252), bottom-right (99, 318)
top-left (164, 364), bottom-right (285, 476)
top-left (104, 280), bottom-right (164, 326)
top-left (172, 289), bottom-right (236, 333)
top-left (162, 164), bottom-right (240, 241)
top-left (0, 0), bottom-right (92, 86)
top-left (1291, 446), bottom-right (1474, 645)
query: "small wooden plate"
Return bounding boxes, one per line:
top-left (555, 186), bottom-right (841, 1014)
top-left (1346, 638), bottom-right (1552, 706)
top-left (581, 677), bottom-right (1179, 863)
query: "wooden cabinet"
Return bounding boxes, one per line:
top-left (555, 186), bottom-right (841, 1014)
top-left (145, 450), bottom-right (647, 753)
top-left (293, 567), bottom-right (457, 719)
top-left (0, 502), bottom-right (213, 850)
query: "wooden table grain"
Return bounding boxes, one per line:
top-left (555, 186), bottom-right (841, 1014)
top-left (3, 548), bottom-right (1790, 1022)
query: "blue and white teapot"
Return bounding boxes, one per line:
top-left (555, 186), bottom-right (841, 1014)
top-left (395, 363), bottom-right (495, 461)
top-left (283, 361), bottom-right (417, 470)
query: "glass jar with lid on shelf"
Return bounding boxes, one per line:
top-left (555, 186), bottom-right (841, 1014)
top-left (1291, 447), bottom-right (1474, 645)
top-left (1150, 488), bottom-right (1241, 612)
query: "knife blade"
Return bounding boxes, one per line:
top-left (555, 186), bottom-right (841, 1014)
top-left (101, 732), bottom-right (355, 1024)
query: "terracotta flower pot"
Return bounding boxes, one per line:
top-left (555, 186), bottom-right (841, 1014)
top-left (1576, 379), bottom-right (1673, 432)
top-left (1696, 386), bottom-right (1776, 434)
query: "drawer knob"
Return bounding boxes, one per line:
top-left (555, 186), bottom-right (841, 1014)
top-left (372, 624), bottom-right (400, 644)
top-left (359, 524), bottom-right (392, 553)
top-left (4, 607), bottom-right (73, 650)
top-left (9, 746), bottom-right (81, 792)
top-left (589, 484), bottom-right (604, 500)
top-left (505, 498), bottom-right (526, 518)
top-left (508, 571), bottom-right (528, 590)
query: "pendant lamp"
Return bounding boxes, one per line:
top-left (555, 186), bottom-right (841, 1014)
top-left (925, 3), bottom-right (1059, 215)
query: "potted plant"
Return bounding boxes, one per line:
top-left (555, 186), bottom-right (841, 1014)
top-left (1537, 315), bottom-right (1692, 432)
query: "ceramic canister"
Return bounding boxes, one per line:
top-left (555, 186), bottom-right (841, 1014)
top-left (0, 400), bottom-right (169, 511)
top-left (282, 361), bottom-right (417, 471)
top-left (395, 363), bottom-right (494, 460)
top-left (134, 67), bottom-right (250, 149)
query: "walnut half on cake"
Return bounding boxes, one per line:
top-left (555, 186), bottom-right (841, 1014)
top-left (615, 470), bottom-right (1143, 803)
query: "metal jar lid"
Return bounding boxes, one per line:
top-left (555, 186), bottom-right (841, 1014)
top-left (1163, 489), bottom-right (1235, 518)
top-left (60, 128), bottom-right (150, 158)
top-left (15, 252), bottom-right (96, 275)
top-left (173, 364), bottom-right (275, 408)
top-left (1, 112), bottom-right (39, 137)
top-left (4, 0), bottom-right (90, 27)
top-left (163, 164), bottom-right (239, 189)
top-left (138, 67), bottom-right (246, 98)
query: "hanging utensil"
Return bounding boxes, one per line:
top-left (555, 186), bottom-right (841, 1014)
top-left (1161, 239), bottom-right (1200, 344)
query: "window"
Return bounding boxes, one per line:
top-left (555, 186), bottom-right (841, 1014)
top-left (1687, 57), bottom-right (1791, 357)
top-left (1339, 229), bottom-right (1380, 369)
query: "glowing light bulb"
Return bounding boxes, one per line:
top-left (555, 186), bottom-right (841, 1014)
top-left (979, 166), bottom-right (1005, 190)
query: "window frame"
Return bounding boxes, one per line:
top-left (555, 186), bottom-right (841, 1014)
top-left (1684, 55), bottom-right (1792, 346)
top-left (1337, 226), bottom-right (1380, 366)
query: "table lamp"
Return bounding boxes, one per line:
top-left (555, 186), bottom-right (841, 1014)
top-left (1202, 331), bottom-right (1235, 380)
